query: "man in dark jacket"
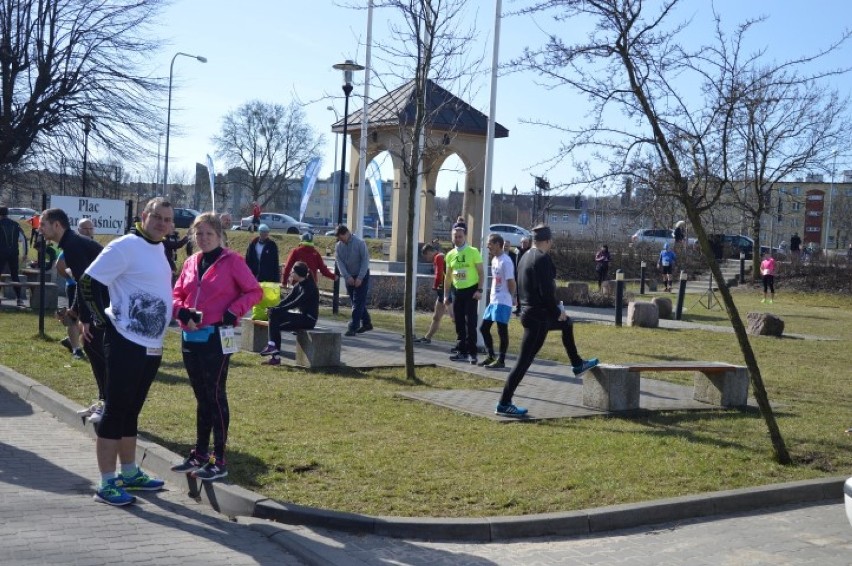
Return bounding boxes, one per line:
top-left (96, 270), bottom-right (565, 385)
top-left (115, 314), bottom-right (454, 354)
top-left (0, 205), bottom-right (28, 306)
top-left (245, 223), bottom-right (279, 282)
top-left (259, 261), bottom-right (318, 366)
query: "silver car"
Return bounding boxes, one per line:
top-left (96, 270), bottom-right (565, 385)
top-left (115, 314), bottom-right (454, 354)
top-left (239, 212), bottom-right (311, 234)
top-left (489, 223), bottom-right (531, 247)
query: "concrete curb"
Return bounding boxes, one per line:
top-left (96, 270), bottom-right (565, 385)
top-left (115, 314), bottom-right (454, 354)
top-left (0, 363), bottom-right (845, 543)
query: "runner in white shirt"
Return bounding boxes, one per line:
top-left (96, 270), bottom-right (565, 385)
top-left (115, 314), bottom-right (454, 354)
top-left (478, 233), bottom-right (517, 369)
top-left (79, 198), bottom-right (174, 507)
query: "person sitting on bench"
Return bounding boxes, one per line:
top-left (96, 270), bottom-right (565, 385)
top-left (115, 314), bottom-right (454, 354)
top-left (259, 261), bottom-right (318, 366)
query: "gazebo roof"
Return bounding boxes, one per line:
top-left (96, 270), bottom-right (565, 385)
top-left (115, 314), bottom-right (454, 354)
top-left (332, 79), bottom-right (508, 138)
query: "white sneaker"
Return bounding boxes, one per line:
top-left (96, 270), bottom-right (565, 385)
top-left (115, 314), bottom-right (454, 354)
top-left (76, 402), bottom-right (99, 419)
top-left (87, 401), bottom-right (105, 424)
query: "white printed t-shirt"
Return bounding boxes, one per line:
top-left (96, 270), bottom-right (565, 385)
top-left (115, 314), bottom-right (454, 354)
top-left (489, 253), bottom-right (515, 306)
top-left (84, 233), bottom-right (173, 349)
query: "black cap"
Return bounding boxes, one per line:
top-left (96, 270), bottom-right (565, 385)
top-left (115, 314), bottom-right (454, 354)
top-left (532, 224), bottom-right (552, 242)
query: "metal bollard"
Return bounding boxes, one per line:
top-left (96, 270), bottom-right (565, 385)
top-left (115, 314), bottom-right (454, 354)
top-left (639, 261), bottom-right (647, 294)
top-left (675, 270), bottom-right (688, 320)
top-left (739, 252), bottom-right (745, 284)
top-left (615, 269), bottom-right (624, 327)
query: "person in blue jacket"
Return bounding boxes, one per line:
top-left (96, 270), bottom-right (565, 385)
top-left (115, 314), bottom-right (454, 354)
top-left (658, 242), bottom-right (677, 292)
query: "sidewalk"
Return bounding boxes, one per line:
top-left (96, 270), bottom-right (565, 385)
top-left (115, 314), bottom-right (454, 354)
top-left (0, 378), bottom-right (849, 565)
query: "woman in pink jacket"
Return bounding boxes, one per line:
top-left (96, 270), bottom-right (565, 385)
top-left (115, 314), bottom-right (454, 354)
top-left (760, 251), bottom-right (776, 304)
top-left (171, 212), bottom-right (262, 481)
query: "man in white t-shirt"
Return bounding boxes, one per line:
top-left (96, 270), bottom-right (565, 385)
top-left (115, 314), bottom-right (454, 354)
top-left (478, 233), bottom-right (516, 369)
top-left (79, 198), bottom-right (174, 506)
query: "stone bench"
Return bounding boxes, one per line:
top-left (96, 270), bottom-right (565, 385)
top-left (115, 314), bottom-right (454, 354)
top-left (0, 281), bottom-right (58, 309)
top-left (240, 318), bottom-right (342, 368)
top-left (582, 362), bottom-right (749, 412)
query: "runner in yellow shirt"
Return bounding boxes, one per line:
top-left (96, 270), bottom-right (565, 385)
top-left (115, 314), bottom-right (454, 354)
top-left (444, 224), bottom-right (484, 364)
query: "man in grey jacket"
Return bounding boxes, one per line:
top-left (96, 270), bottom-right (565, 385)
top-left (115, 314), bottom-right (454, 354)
top-left (334, 224), bottom-right (372, 336)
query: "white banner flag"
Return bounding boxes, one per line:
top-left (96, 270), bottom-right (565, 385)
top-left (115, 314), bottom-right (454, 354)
top-left (206, 154), bottom-right (216, 212)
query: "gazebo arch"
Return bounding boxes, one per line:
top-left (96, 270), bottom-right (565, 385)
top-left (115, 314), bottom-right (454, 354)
top-left (332, 79), bottom-right (508, 262)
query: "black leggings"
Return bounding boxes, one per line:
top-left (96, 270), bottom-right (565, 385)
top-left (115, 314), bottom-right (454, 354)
top-left (480, 319), bottom-right (509, 358)
top-left (499, 307), bottom-right (583, 406)
top-left (0, 253), bottom-right (22, 299)
top-left (182, 330), bottom-right (231, 462)
top-left (452, 286), bottom-right (478, 355)
top-left (762, 274), bottom-right (775, 294)
top-left (98, 326), bottom-right (161, 440)
top-left (82, 325), bottom-right (107, 400)
top-left (267, 309), bottom-right (316, 349)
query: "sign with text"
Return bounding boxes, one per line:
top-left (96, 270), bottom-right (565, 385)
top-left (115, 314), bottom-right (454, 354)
top-left (49, 196), bottom-right (126, 235)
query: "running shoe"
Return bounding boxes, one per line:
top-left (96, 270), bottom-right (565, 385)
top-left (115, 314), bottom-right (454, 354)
top-left (572, 358), bottom-right (600, 376)
top-left (477, 356), bottom-right (496, 367)
top-left (413, 336), bottom-right (431, 344)
top-left (261, 356), bottom-right (281, 366)
top-left (170, 449), bottom-right (208, 474)
top-left (468, 355), bottom-right (478, 365)
top-left (258, 344), bottom-right (279, 356)
top-left (485, 359), bottom-right (506, 369)
top-left (16, 298), bottom-right (25, 307)
top-left (60, 337), bottom-right (73, 353)
top-left (72, 349), bottom-right (86, 361)
top-left (344, 329), bottom-right (357, 337)
top-left (119, 467), bottom-right (165, 491)
top-left (93, 478), bottom-right (135, 506)
top-left (87, 401), bottom-right (105, 424)
top-left (449, 352), bottom-right (469, 362)
top-left (76, 401), bottom-right (99, 420)
top-left (193, 459), bottom-right (228, 481)
top-left (356, 324), bottom-right (374, 334)
top-left (495, 403), bottom-right (528, 417)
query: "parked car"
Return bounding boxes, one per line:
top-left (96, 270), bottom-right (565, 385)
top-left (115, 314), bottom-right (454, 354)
top-left (172, 207), bottom-right (200, 229)
top-left (708, 234), bottom-right (782, 260)
top-left (7, 207), bottom-right (38, 220)
top-left (630, 228), bottom-right (697, 248)
top-left (239, 212), bottom-right (311, 234)
top-left (489, 223), bottom-right (531, 247)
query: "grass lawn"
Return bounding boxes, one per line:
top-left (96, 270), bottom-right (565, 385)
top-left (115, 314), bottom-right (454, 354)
top-left (1, 287), bottom-right (850, 518)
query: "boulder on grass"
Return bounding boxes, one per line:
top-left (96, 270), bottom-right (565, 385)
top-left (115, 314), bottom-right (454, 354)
top-left (652, 296), bottom-right (673, 320)
top-left (556, 282), bottom-right (589, 305)
top-left (627, 301), bottom-right (659, 328)
top-left (746, 312), bottom-right (784, 336)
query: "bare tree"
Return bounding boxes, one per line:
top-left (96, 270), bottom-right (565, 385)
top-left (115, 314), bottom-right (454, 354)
top-left (506, 0), bottom-right (852, 464)
top-left (213, 100), bottom-right (323, 212)
top-left (365, 0), bottom-right (481, 380)
top-left (0, 0), bottom-right (166, 186)
top-left (720, 57), bottom-right (849, 276)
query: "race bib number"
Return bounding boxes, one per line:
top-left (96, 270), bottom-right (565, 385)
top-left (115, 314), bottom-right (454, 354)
top-left (220, 326), bottom-right (238, 355)
top-left (455, 268), bottom-right (468, 282)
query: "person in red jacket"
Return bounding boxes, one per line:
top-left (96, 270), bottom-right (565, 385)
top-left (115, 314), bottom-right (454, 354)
top-left (281, 232), bottom-right (337, 286)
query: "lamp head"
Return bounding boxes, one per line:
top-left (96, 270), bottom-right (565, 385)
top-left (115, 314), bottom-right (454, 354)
top-left (196, 56), bottom-right (208, 63)
top-left (332, 59), bottom-right (365, 86)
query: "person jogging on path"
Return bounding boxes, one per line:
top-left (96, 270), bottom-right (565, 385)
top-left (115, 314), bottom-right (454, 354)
top-left (495, 225), bottom-right (599, 417)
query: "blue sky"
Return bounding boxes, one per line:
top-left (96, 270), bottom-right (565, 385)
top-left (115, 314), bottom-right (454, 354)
top-left (146, 1), bottom-right (852, 201)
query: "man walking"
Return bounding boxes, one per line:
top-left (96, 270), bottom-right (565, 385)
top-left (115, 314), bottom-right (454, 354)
top-left (79, 198), bottom-right (174, 506)
top-left (496, 225), bottom-right (598, 417)
top-left (334, 225), bottom-right (372, 336)
top-left (38, 209), bottom-right (107, 423)
top-left (0, 205), bottom-right (28, 307)
top-left (414, 242), bottom-right (448, 344)
top-left (444, 225), bottom-right (484, 364)
top-left (478, 233), bottom-right (516, 369)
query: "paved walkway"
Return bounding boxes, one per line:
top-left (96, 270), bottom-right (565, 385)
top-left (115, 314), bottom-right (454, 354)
top-left (0, 382), bottom-right (849, 565)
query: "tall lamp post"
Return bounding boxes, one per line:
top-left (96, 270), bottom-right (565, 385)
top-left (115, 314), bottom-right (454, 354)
top-left (331, 59), bottom-right (364, 314)
top-left (326, 105), bottom-right (340, 224)
top-left (81, 115), bottom-right (93, 197)
top-left (162, 52), bottom-right (207, 197)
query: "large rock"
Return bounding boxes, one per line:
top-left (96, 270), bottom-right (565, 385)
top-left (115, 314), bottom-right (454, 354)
top-left (627, 301), bottom-right (659, 328)
top-left (746, 312), bottom-right (785, 336)
top-left (652, 296), bottom-right (673, 320)
top-left (556, 282), bottom-right (589, 305)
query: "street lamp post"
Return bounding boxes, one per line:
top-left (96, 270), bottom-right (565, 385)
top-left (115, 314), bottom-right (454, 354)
top-left (331, 59), bottom-right (365, 314)
top-left (81, 115), bottom-right (93, 197)
top-left (163, 52), bottom-right (207, 197)
top-left (327, 105), bottom-right (340, 225)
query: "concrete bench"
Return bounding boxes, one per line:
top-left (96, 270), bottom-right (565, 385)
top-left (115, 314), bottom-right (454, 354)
top-left (240, 318), bottom-right (342, 368)
top-left (582, 362), bottom-right (749, 412)
top-left (0, 281), bottom-right (58, 309)
top-left (1, 274), bottom-right (27, 299)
